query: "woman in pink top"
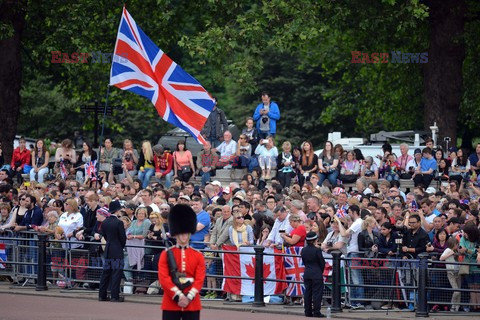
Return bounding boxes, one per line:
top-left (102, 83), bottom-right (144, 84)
top-left (173, 140), bottom-right (195, 182)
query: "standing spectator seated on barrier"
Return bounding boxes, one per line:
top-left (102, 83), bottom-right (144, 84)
top-left (214, 131), bottom-right (237, 169)
top-left (413, 148), bottom-right (436, 188)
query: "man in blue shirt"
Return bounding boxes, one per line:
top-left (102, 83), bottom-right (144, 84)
top-left (253, 91), bottom-right (280, 139)
top-left (413, 148), bottom-right (437, 188)
top-left (189, 196), bottom-right (210, 249)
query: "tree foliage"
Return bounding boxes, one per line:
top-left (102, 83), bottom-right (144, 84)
top-left (5, 0), bottom-right (478, 156)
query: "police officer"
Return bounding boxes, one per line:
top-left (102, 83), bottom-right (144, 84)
top-left (98, 201), bottom-right (127, 302)
top-left (301, 231), bottom-right (325, 318)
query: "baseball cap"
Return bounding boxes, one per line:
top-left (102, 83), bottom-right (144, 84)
top-left (425, 187), bottom-right (436, 194)
top-left (211, 180), bottom-right (222, 187)
top-left (223, 187), bottom-right (231, 194)
top-left (179, 195), bottom-right (191, 201)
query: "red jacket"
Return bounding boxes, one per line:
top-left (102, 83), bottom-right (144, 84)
top-left (154, 153), bottom-right (173, 175)
top-left (158, 246), bottom-right (205, 311)
top-left (11, 147), bottom-right (31, 169)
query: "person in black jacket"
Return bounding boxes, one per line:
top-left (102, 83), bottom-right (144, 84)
top-left (400, 214), bottom-right (429, 258)
top-left (301, 231), bottom-right (326, 318)
top-left (98, 202), bottom-right (127, 302)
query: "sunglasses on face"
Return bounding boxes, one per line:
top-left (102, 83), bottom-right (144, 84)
top-left (236, 217), bottom-right (244, 220)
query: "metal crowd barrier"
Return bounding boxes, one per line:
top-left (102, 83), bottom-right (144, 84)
top-left (2, 233), bottom-right (480, 316)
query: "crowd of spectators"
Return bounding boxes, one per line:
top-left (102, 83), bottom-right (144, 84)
top-left (1, 92), bottom-right (480, 311)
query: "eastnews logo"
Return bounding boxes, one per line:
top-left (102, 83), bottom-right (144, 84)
top-left (351, 51), bottom-right (428, 64)
top-left (51, 51), bottom-right (128, 64)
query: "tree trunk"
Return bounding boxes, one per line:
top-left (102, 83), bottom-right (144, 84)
top-left (424, 0), bottom-right (465, 148)
top-left (0, 1), bottom-right (26, 165)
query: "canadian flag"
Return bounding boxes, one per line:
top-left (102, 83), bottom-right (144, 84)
top-left (222, 245), bottom-right (287, 296)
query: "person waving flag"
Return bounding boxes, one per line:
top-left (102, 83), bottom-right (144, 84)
top-left (110, 7), bottom-right (215, 144)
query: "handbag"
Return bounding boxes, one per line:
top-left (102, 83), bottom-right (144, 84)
top-left (458, 264), bottom-right (470, 275)
top-left (181, 166), bottom-right (191, 174)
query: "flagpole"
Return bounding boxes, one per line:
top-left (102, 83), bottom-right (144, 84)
top-left (97, 84), bottom-right (110, 174)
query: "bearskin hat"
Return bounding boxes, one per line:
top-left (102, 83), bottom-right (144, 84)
top-left (168, 204), bottom-right (197, 236)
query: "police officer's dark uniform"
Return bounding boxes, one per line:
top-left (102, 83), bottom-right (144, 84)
top-left (301, 231), bottom-right (326, 318)
top-left (98, 200), bottom-right (126, 302)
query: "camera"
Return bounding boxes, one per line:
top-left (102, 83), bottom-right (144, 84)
top-left (327, 241), bottom-right (333, 247)
top-left (125, 153), bottom-right (132, 162)
top-left (395, 238), bottom-right (403, 245)
top-left (279, 230), bottom-right (285, 234)
top-left (261, 115), bottom-right (269, 124)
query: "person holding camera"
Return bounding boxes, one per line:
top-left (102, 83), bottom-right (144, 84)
top-left (54, 139), bottom-right (76, 178)
top-left (253, 91), bottom-right (280, 139)
top-left (118, 139), bottom-right (138, 180)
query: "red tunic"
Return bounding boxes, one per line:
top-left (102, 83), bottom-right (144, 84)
top-left (158, 246), bottom-right (205, 311)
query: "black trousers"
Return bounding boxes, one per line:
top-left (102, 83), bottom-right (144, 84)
top-left (304, 278), bottom-right (324, 316)
top-left (277, 171), bottom-right (295, 188)
top-left (99, 258), bottom-right (124, 299)
top-left (162, 311), bottom-right (200, 320)
top-left (413, 174), bottom-right (434, 188)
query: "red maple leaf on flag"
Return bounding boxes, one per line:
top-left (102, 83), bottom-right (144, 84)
top-left (245, 256), bottom-right (272, 284)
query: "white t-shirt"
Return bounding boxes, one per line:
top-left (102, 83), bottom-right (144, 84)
top-left (58, 212), bottom-right (84, 249)
top-left (347, 218), bottom-right (363, 253)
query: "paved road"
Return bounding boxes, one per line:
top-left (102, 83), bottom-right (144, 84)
top-left (0, 293), bottom-right (300, 320)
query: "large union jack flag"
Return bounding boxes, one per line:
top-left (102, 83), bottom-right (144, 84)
top-left (284, 247), bottom-right (305, 297)
top-left (110, 8), bottom-right (214, 144)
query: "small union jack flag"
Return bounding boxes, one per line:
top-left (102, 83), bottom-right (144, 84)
top-left (284, 247), bottom-right (305, 296)
top-left (336, 204), bottom-right (349, 218)
top-left (110, 8), bottom-right (215, 144)
top-left (85, 160), bottom-right (97, 181)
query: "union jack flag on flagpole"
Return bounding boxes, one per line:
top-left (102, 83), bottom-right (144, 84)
top-left (110, 7), bottom-right (215, 144)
